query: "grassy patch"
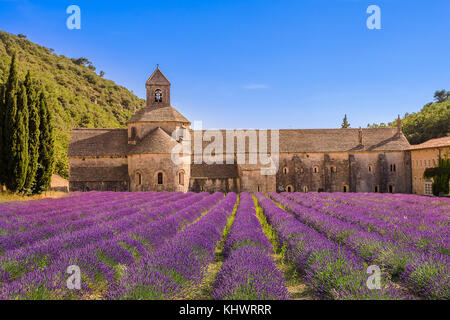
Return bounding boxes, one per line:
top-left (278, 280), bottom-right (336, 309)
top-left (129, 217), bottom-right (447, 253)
top-left (0, 191), bottom-right (69, 203)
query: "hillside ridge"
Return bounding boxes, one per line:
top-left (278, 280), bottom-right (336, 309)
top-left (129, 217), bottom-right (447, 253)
top-left (0, 30), bottom-right (145, 178)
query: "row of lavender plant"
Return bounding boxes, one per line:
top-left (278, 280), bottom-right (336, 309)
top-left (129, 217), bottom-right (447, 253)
top-left (338, 192), bottom-right (450, 211)
top-left (0, 192), bottom-right (206, 286)
top-left (211, 192), bottom-right (287, 300)
top-left (0, 192), bottom-right (222, 299)
top-left (0, 192), bottom-right (173, 232)
top-left (315, 192), bottom-right (450, 229)
top-left (282, 192), bottom-right (449, 255)
top-left (271, 193), bottom-right (449, 299)
top-left (0, 191), bottom-right (135, 218)
top-left (0, 192), bottom-right (170, 244)
top-left (108, 193), bottom-right (238, 299)
top-left (311, 192), bottom-right (448, 229)
top-left (254, 193), bottom-right (409, 299)
top-left (0, 192), bottom-right (181, 253)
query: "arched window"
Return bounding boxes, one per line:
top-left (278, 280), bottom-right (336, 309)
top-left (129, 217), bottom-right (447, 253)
top-left (178, 171), bottom-right (184, 186)
top-left (300, 167), bottom-right (304, 174)
top-left (157, 172), bottom-right (163, 185)
top-left (136, 172), bottom-right (142, 186)
top-left (330, 166), bottom-right (337, 173)
top-left (343, 185), bottom-right (349, 192)
top-left (390, 164), bottom-right (396, 172)
top-left (313, 166), bottom-right (319, 173)
top-left (286, 185), bottom-right (294, 193)
top-left (368, 164), bottom-right (374, 173)
top-left (283, 167), bottom-right (289, 175)
top-left (155, 89), bottom-right (162, 102)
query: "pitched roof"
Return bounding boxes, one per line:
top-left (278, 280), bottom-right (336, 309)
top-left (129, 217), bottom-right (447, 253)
top-left (68, 129), bottom-right (128, 157)
top-left (188, 128), bottom-right (411, 154)
top-left (128, 106), bottom-right (190, 124)
top-left (279, 128), bottom-right (411, 152)
top-left (410, 136), bottom-right (450, 150)
top-left (128, 127), bottom-right (180, 155)
top-left (70, 165), bottom-right (129, 182)
top-left (146, 67), bottom-right (170, 86)
top-left (190, 164), bottom-right (239, 178)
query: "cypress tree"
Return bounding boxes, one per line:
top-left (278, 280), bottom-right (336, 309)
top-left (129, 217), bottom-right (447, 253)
top-left (34, 92), bottom-right (54, 193)
top-left (341, 114), bottom-right (351, 128)
top-left (3, 54), bottom-right (20, 191)
top-left (6, 84), bottom-right (29, 192)
top-left (23, 72), bottom-right (41, 193)
top-left (0, 83), bottom-right (5, 186)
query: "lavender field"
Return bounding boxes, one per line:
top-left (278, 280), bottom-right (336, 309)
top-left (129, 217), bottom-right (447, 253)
top-left (0, 191), bottom-right (448, 300)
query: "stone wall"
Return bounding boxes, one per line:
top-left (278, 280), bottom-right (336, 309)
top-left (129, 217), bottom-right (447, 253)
top-left (69, 156), bottom-right (129, 192)
top-left (239, 166), bottom-right (276, 193)
top-left (189, 178), bottom-right (240, 193)
top-left (128, 154), bottom-right (190, 192)
top-left (277, 153), bottom-right (349, 193)
top-left (276, 151), bottom-right (411, 193)
top-left (70, 181), bottom-right (129, 192)
top-left (411, 147), bottom-right (450, 194)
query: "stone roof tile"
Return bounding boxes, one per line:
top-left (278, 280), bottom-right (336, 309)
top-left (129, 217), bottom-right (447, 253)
top-left (410, 136), bottom-right (450, 150)
top-left (68, 129), bottom-right (128, 157)
top-left (146, 68), bottom-right (170, 86)
top-left (128, 127), bottom-right (180, 155)
top-left (128, 106), bottom-right (190, 124)
top-left (188, 128), bottom-right (410, 154)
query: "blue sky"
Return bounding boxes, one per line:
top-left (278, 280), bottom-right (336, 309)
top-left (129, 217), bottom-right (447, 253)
top-left (0, 0), bottom-right (449, 129)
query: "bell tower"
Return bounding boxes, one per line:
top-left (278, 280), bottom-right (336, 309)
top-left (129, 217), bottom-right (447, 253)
top-left (146, 65), bottom-right (171, 109)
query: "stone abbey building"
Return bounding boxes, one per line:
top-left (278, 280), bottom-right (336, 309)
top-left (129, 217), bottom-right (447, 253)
top-left (68, 67), bottom-right (413, 193)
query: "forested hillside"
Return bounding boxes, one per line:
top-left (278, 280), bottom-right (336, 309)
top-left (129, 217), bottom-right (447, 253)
top-left (0, 31), bottom-right (145, 178)
top-left (368, 95), bottom-right (449, 145)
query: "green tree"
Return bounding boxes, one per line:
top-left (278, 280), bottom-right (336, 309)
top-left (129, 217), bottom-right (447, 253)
top-left (341, 114), bottom-right (350, 128)
top-left (424, 154), bottom-right (450, 196)
top-left (6, 84), bottom-right (29, 192)
top-left (433, 90), bottom-right (450, 103)
top-left (3, 54), bottom-right (20, 190)
top-left (22, 72), bottom-right (41, 193)
top-left (34, 92), bottom-right (54, 193)
top-left (368, 93), bottom-right (449, 145)
top-left (0, 82), bottom-right (5, 185)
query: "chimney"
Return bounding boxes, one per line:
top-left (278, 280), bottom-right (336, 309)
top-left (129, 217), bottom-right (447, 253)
top-left (358, 127), bottom-right (363, 146)
top-left (396, 115), bottom-right (402, 134)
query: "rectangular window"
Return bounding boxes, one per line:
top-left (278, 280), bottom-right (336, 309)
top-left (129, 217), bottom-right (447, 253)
top-left (424, 182), bottom-right (433, 195)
